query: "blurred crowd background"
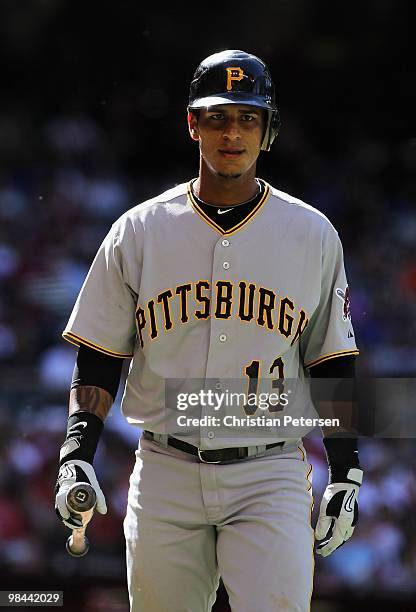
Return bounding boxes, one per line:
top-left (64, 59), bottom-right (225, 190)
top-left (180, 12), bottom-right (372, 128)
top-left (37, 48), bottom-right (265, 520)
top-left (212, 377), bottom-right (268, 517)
top-left (0, 1), bottom-right (415, 610)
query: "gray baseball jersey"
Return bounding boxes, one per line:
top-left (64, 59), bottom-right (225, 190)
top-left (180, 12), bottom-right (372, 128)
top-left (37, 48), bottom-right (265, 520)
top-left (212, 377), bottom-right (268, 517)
top-left (63, 180), bottom-right (359, 447)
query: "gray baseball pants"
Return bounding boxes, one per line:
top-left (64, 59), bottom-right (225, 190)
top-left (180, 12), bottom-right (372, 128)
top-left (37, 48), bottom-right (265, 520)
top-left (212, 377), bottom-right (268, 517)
top-left (124, 436), bottom-right (314, 611)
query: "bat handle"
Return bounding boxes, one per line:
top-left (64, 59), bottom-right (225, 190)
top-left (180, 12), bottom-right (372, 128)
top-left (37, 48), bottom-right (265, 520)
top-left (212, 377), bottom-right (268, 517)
top-left (66, 532), bottom-right (90, 557)
top-left (65, 483), bottom-right (96, 557)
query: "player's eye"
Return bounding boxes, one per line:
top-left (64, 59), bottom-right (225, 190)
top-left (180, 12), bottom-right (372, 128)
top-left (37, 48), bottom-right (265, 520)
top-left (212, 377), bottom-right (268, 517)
top-left (241, 114), bottom-right (256, 122)
top-left (208, 113), bottom-right (224, 120)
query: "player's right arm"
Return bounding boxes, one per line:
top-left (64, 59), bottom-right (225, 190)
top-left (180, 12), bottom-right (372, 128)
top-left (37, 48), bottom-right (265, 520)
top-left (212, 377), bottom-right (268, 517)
top-left (55, 346), bottom-right (124, 529)
top-left (56, 215), bottom-right (140, 527)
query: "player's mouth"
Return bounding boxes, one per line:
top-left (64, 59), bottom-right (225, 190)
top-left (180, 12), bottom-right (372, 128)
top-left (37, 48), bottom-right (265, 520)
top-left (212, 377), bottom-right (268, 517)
top-left (218, 148), bottom-right (245, 159)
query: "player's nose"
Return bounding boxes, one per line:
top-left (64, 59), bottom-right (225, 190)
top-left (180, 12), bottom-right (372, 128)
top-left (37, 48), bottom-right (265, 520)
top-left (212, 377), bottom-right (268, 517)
top-left (222, 118), bottom-right (241, 141)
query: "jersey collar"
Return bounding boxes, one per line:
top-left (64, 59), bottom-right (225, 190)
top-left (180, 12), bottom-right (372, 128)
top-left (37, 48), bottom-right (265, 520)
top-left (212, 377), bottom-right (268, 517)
top-left (187, 179), bottom-right (270, 236)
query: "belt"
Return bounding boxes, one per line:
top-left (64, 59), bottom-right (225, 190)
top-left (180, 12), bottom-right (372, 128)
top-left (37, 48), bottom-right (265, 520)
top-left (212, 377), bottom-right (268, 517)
top-left (143, 430), bottom-right (285, 464)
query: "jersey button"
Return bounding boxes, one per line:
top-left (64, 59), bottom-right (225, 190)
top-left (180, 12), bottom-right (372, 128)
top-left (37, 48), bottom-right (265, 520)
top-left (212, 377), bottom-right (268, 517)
top-left (207, 431), bottom-right (215, 439)
top-left (215, 382), bottom-right (222, 390)
top-left (222, 262), bottom-right (230, 270)
top-left (222, 239), bottom-right (230, 247)
top-left (219, 333), bottom-right (227, 342)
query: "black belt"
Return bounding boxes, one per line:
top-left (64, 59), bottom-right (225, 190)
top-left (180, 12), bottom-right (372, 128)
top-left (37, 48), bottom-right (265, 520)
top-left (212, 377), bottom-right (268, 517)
top-left (143, 430), bottom-right (284, 464)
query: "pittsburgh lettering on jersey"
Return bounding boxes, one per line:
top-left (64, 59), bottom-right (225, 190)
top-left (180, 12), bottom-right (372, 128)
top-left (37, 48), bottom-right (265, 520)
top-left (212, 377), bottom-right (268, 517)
top-left (135, 280), bottom-right (309, 348)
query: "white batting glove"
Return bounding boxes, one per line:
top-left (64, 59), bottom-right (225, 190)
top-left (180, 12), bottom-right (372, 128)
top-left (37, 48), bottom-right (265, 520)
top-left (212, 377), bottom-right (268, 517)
top-left (315, 467), bottom-right (363, 557)
top-left (55, 459), bottom-right (107, 530)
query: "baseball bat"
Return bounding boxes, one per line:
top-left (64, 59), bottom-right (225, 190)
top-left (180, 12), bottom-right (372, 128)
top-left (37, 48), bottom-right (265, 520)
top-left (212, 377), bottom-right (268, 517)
top-left (65, 482), bottom-right (97, 557)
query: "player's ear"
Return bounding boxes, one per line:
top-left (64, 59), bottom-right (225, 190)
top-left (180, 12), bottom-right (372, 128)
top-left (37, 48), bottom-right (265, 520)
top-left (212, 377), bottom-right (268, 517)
top-left (187, 112), bottom-right (199, 141)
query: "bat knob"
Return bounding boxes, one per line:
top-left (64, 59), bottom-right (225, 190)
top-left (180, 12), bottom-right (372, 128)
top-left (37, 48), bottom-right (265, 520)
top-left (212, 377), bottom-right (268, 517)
top-left (66, 534), bottom-right (90, 557)
top-left (66, 482), bottom-right (97, 513)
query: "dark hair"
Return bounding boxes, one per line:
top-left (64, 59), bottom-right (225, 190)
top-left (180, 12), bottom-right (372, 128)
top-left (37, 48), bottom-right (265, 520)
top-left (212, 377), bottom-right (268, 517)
top-left (189, 109), bottom-right (200, 120)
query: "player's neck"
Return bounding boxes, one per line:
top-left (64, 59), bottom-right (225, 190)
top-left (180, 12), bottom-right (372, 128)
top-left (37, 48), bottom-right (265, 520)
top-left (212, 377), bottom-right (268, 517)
top-left (195, 165), bottom-right (259, 206)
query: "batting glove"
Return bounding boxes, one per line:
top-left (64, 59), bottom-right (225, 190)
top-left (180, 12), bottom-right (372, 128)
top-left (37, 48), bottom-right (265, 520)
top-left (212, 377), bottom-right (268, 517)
top-left (55, 459), bottom-right (107, 530)
top-left (315, 467), bottom-right (363, 557)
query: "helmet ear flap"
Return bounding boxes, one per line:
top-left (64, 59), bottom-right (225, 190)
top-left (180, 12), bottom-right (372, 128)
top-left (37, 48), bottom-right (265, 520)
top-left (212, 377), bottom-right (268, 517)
top-left (261, 110), bottom-right (281, 151)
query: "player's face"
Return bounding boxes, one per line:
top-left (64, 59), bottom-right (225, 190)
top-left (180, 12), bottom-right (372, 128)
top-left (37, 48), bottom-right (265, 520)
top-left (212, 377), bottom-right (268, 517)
top-left (188, 105), bottom-right (265, 180)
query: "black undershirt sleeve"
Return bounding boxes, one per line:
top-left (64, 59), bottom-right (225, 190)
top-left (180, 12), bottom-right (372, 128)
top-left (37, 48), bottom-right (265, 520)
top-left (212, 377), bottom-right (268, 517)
top-left (309, 356), bottom-right (360, 481)
top-left (308, 355), bottom-right (356, 378)
top-left (71, 344), bottom-right (124, 401)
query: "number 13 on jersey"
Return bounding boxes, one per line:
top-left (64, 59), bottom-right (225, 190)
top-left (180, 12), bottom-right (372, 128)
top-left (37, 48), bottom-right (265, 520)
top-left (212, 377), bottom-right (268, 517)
top-left (243, 356), bottom-right (286, 415)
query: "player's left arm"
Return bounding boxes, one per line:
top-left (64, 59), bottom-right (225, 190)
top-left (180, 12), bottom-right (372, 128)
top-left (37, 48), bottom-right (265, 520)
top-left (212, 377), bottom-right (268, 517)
top-left (299, 223), bottom-right (363, 556)
top-left (309, 356), bottom-right (363, 557)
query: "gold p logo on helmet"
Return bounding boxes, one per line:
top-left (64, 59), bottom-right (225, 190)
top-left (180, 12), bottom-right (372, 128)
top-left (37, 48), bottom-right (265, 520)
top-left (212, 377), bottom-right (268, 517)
top-left (226, 67), bottom-right (245, 91)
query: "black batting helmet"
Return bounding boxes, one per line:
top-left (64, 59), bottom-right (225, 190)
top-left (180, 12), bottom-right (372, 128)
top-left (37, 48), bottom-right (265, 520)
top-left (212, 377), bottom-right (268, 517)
top-left (188, 49), bottom-right (280, 151)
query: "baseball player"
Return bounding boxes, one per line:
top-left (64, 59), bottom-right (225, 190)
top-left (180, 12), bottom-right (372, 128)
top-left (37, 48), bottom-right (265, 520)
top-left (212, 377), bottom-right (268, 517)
top-left (55, 50), bottom-right (363, 611)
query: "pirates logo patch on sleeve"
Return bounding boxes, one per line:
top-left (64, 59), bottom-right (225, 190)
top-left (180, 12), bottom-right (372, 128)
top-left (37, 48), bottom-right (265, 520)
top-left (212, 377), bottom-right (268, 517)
top-left (335, 286), bottom-right (351, 321)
